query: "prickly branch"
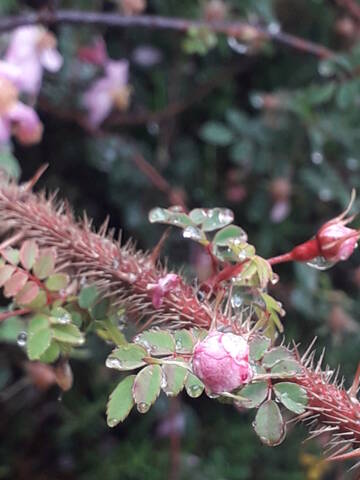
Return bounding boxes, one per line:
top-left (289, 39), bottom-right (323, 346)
top-left (1, 171), bottom-right (360, 463)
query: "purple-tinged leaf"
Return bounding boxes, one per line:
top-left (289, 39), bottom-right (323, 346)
top-left (15, 281), bottom-right (40, 305)
top-left (19, 240), bottom-right (39, 270)
top-left (133, 365), bottom-right (162, 413)
top-left (4, 271), bottom-right (28, 297)
top-left (0, 265), bottom-right (16, 287)
top-left (33, 250), bottom-right (56, 280)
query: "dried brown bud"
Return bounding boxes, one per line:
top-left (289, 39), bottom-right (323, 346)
top-left (24, 361), bottom-right (57, 391)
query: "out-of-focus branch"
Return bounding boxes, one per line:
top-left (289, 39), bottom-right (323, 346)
top-left (0, 10), bottom-right (335, 59)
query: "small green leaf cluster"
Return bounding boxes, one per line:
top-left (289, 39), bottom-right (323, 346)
top-left (106, 328), bottom-right (206, 427)
top-left (232, 338), bottom-right (308, 447)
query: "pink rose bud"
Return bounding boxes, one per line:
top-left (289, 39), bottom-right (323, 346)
top-left (192, 331), bottom-right (253, 394)
top-left (317, 221), bottom-right (358, 261)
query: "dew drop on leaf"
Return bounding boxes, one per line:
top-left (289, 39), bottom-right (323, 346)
top-left (183, 226), bottom-right (204, 242)
top-left (106, 357), bottom-right (123, 369)
top-left (137, 402), bottom-right (150, 413)
top-left (17, 331), bottom-right (27, 347)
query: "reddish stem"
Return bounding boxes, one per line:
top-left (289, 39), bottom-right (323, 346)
top-left (0, 308), bottom-right (30, 322)
top-left (267, 252), bottom-right (294, 265)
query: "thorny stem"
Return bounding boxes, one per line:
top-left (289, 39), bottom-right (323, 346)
top-left (0, 11), bottom-right (335, 59)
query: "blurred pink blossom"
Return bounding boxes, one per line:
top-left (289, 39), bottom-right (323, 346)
top-left (5, 26), bottom-right (63, 96)
top-left (83, 60), bottom-right (130, 127)
top-left (192, 331), bottom-right (253, 394)
top-left (0, 76), bottom-right (43, 145)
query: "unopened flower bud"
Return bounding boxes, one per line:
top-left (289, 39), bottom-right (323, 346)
top-left (192, 331), bottom-right (253, 394)
top-left (317, 221), bottom-right (358, 261)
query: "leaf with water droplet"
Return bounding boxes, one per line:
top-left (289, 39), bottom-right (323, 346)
top-left (189, 209), bottom-right (208, 225)
top-left (149, 207), bottom-right (193, 229)
top-left (45, 273), bottom-right (69, 292)
top-left (51, 324), bottom-right (85, 346)
top-left (253, 400), bottom-right (286, 446)
top-left (271, 359), bottom-right (302, 376)
top-left (33, 249), bottom-right (56, 279)
top-left (183, 225), bottom-right (207, 244)
top-left (273, 382), bottom-right (308, 414)
top-left (135, 330), bottom-right (175, 355)
top-left (27, 317), bottom-right (52, 360)
top-left (106, 344), bottom-right (147, 371)
top-left (262, 347), bottom-right (293, 369)
top-left (161, 364), bottom-right (187, 397)
top-left (213, 225), bottom-right (248, 246)
top-left (201, 208), bottom-right (234, 232)
top-left (50, 307), bottom-right (72, 325)
top-left (15, 281), bottom-right (39, 306)
top-left (236, 381), bottom-right (269, 409)
top-left (78, 285), bottom-right (99, 309)
top-left (19, 240), bottom-right (39, 270)
top-left (249, 337), bottom-right (271, 361)
top-left (174, 330), bottom-right (194, 353)
top-left (133, 365), bottom-right (162, 412)
top-left (185, 372), bottom-right (204, 398)
top-left (107, 375), bottom-right (135, 427)
top-left (148, 207), bottom-right (171, 223)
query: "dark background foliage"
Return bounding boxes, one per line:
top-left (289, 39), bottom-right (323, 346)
top-left (1, 0), bottom-right (360, 478)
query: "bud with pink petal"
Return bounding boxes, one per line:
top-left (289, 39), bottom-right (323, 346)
top-left (192, 331), bottom-right (253, 394)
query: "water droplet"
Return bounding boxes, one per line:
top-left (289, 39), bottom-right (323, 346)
top-left (105, 357), bottom-right (122, 369)
top-left (196, 290), bottom-right (206, 303)
top-left (58, 393), bottom-right (63, 402)
top-left (250, 93), bottom-right (264, 109)
top-left (231, 292), bottom-right (244, 309)
top-left (190, 385), bottom-right (200, 394)
top-left (228, 37), bottom-right (249, 54)
top-left (80, 276), bottom-right (87, 287)
top-left (168, 205), bottom-right (184, 212)
top-left (311, 151), bottom-right (323, 164)
top-left (218, 209), bottom-right (234, 225)
top-left (149, 208), bottom-right (169, 223)
top-left (108, 418), bottom-right (118, 427)
top-left (318, 60), bottom-right (334, 78)
top-left (147, 122), bottom-right (159, 136)
top-left (183, 226), bottom-right (204, 242)
top-left (17, 331), bottom-right (27, 347)
top-left (137, 402), bottom-right (150, 413)
top-left (175, 339), bottom-right (183, 350)
top-left (318, 188), bottom-right (332, 202)
top-left (271, 273), bottom-right (279, 285)
top-left (346, 157), bottom-right (359, 171)
top-left (267, 22), bottom-right (281, 35)
top-left (206, 391), bottom-right (219, 399)
top-left (58, 315), bottom-right (71, 325)
top-left (306, 256), bottom-right (337, 271)
top-left (160, 375), bottom-right (167, 389)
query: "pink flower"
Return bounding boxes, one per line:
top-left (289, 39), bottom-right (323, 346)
top-left (192, 331), bottom-right (253, 394)
top-left (83, 60), bottom-right (130, 127)
top-left (0, 76), bottom-right (43, 145)
top-left (5, 26), bottom-right (63, 96)
top-left (147, 273), bottom-right (180, 309)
